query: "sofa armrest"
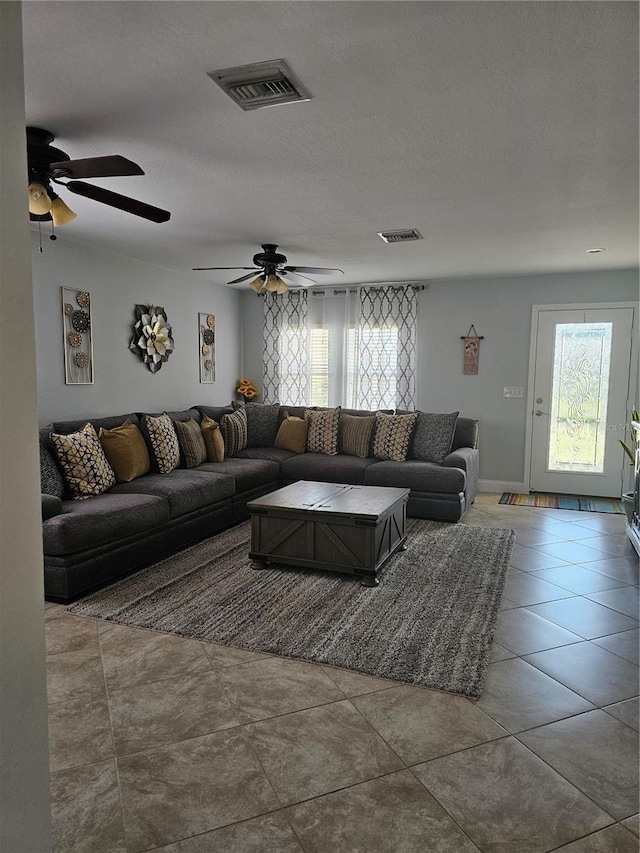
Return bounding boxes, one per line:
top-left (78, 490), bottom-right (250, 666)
top-left (42, 494), bottom-right (64, 521)
top-left (442, 447), bottom-right (479, 504)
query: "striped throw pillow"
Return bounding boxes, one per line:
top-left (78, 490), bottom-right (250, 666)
top-left (174, 419), bottom-right (207, 468)
top-left (339, 413), bottom-right (376, 458)
top-left (220, 406), bottom-right (248, 458)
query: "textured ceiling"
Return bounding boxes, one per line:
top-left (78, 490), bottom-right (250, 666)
top-left (21, 1), bottom-right (639, 288)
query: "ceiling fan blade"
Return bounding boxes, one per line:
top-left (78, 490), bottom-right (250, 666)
top-left (65, 181), bottom-right (170, 223)
top-left (49, 155), bottom-right (144, 179)
top-left (192, 266), bottom-right (258, 271)
top-left (227, 272), bottom-right (262, 284)
top-left (283, 266), bottom-right (344, 275)
top-left (280, 269), bottom-right (316, 284)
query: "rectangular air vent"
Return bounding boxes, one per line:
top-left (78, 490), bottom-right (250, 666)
top-left (377, 229), bottom-right (423, 244)
top-left (208, 59), bottom-right (311, 111)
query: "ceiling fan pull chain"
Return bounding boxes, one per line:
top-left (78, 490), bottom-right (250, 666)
top-left (38, 219), bottom-right (42, 252)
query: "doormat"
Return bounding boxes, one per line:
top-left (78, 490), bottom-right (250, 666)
top-left (68, 519), bottom-right (515, 699)
top-left (499, 493), bottom-right (624, 514)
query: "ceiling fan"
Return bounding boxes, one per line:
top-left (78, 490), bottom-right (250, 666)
top-left (193, 244), bottom-right (344, 294)
top-left (26, 127), bottom-right (171, 227)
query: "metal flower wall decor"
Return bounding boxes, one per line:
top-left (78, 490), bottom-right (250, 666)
top-left (62, 287), bottom-right (94, 384)
top-left (129, 305), bottom-right (175, 373)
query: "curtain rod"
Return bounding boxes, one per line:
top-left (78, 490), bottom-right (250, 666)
top-left (312, 284), bottom-right (426, 296)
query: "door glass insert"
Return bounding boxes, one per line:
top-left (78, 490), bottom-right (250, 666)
top-left (548, 322), bottom-right (612, 473)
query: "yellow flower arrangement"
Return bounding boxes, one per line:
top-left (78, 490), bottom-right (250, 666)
top-left (236, 378), bottom-right (259, 401)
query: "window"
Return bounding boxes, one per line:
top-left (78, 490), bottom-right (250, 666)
top-left (309, 327), bottom-right (329, 407)
top-left (347, 326), bottom-right (399, 410)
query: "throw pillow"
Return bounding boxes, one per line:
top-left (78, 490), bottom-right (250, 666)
top-left (51, 422), bottom-right (116, 499)
top-left (143, 413), bottom-right (180, 474)
top-left (174, 418), bottom-right (207, 468)
top-left (39, 440), bottom-right (65, 498)
top-left (372, 411), bottom-right (418, 462)
top-left (274, 414), bottom-right (308, 453)
top-left (200, 415), bottom-right (225, 462)
top-left (305, 407), bottom-right (340, 455)
top-left (98, 420), bottom-right (151, 483)
top-left (232, 401), bottom-right (280, 448)
top-left (220, 406), bottom-right (248, 458)
top-left (411, 411), bottom-right (460, 464)
top-left (339, 413), bottom-right (376, 458)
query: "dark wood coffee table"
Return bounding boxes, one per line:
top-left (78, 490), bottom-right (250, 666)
top-left (247, 481), bottom-right (409, 586)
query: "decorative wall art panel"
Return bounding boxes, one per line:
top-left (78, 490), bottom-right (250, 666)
top-left (129, 305), bottom-right (174, 373)
top-left (199, 313), bottom-right (216, 383)
top-left (62, 287), bottom-right (94, 384)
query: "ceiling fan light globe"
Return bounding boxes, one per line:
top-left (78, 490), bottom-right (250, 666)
top-left (50, 196), bottom-right (77, 226)
top-left (265, 274), bottom-right (281, 292)
top-left (28, 182), bottom-right (52, 215)
top-left (275, 280), bottom-right (288, 294)
top-left (249, 276), bottom-right (265, 293)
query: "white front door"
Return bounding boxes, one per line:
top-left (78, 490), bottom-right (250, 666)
top-left (529, 306), bottom-right (635, 498)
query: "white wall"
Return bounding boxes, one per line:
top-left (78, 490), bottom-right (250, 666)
top-left (0, 3), bottom-right (52, 850)
top-left (32, 235), bottom-right (244, 424)
top-left (241, 268), bottom-right (639, 484)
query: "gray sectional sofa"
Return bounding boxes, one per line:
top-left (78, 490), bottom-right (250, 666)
top-left (40, 404), bottom-right (478, 602)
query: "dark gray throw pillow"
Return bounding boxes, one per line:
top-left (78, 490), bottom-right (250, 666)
top-left (39, 440), bottom-right (65, 498)
top-left (410, 411), bottom-right (459, 463)
top-left (233, 402), bottom-right (280, 448)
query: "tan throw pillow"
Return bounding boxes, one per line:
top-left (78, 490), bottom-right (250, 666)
top-left (339, 413), bottom-right (376, 458)
top-left (200, 415), bottom-right (225, 462)
top-left (174, 418), bottom-right (207, 468)
top-left (52, 422), bottom-right (116, 499)
top-left (304, 407), bottom-right (340, 455)
top-left (98, 420), bottom-right (150, 483)
top-left (143, 413), bottom-right (180, 474)
top-left (220, 406), bottom-right (248, 458)
top-left (372, 411), bottom-right (418, 462)
top-left (274, 414), bottom-right (308, 453)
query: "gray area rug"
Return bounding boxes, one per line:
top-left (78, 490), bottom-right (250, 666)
top-left (69, 519), bottom-right (515, 698)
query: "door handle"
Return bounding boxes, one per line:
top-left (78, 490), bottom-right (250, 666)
top-left (535, 410), bottom-right (549, 416)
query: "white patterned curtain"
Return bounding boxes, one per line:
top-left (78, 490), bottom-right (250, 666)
top-left (262, 290), bottom-right (309, 405)
top-left (353, 286), bottom-right (417, 410)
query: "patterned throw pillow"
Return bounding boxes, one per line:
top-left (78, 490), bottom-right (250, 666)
top-left (39, 440), bottom-right (65, 498)
top-left (305, 407), bottom-right (341, 455)
top-left (143, 413), bottom-right (180, 474)
top-left (220, 406), bottom-right (248, 458)
top-left (98, 420), bottom-right (151, 483)
top-left (174, 419), bottom-right (207, 468)
top-left (274, 414), bottom-right (308, 453)
top-left (51, 423), bottom-right (116, 499)
top-left (411, 411), bottom-right (460, 463)
top-left (200, 415), bottom-right (225, 462)
top-left (339, 413), bottom-right (376, 458)
top-left (372, 411), bottom-right (418, 462)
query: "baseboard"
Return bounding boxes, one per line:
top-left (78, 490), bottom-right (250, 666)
top-left (478, 480), bottom-right (527, 494)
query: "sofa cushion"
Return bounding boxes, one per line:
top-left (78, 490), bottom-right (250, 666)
top-left (42, 494), bottom-right (63, 521)
top-left (40, 439), bottom-right (65, 498)
top-left (280, 452), bottom-right (378, 485)
top-left (110, 470), bottom-right (235, 518)
top-left (98, 420), bottom-right (151, 483)
top-left (305, 407), bottom-right (340, 455)
top-left (43, 492), bottom-right (171, 556)
top-left (410, 411), bottom-right (459, 464)
top-left (142, 413), bottom-right (180, 474)
top-left (233, 401), bottom-right (280, 448)
top-left (236, 446), bottom-right (297, 464)
top-left (452, 417), bottom-right (479, 451)
top-left (220, 406), bottom-right (248, 457)
top-left (52, 413), bottom-right (142, 436)
top-left (200, 415), bottom-right (225, 462)
top-left (364, 460), bottom-right (466, 494)
top-left (195, 405), bottom-right (234, 423)
top-left (274, 415), bottom-right (308, 453)
top-left (174, 418), bottom-right (207, 468)
top-left (193, 458), bottom-right (279, 492)
top-left (339, 413), bottom-right (376, 458)
top-left (372, 411), bottom-right (418, 461)
top-left (51, 423), bottom-right (116, 499)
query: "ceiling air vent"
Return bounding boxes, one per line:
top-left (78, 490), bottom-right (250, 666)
top-left (208, 59), bottom-right (311, 111)
top-left (378, 229), bottom-right (423, 244)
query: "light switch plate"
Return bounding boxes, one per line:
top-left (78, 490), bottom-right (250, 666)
top-left (503, 386), bottom-right (524, 398)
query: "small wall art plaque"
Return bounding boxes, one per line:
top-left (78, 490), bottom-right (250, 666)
top-left (461, 325), bottom-right (484, 375)
top-left (62, 287), bottom-right (94, 384)
top-left (198, 313), bottom-right (216, 383)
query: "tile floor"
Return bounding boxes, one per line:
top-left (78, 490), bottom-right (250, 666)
top-left (45, 494), bottom-right (640, 852)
